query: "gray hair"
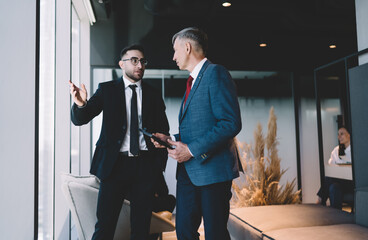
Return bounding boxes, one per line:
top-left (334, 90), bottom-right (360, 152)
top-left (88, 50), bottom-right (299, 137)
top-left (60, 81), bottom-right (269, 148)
top-left (172, 27), bottom-right (208, 55)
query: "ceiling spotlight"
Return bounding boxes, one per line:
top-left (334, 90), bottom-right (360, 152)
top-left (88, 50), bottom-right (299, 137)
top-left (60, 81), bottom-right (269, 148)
top-left (222, 1), bottom-right (231, 7)
top-left (259, 43), bottom-right (267, 47)
top-left (329, 44), bottom-right (337, 49)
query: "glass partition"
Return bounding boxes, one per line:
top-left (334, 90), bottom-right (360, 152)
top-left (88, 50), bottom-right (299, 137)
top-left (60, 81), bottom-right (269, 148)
top-left (38, 0), bottom-right (55, 238)
top-left (70, 5), bottom-right (81, 239)
top-left (234, 72), bottom-right (297, 188)
top-left (71, 5), bottom-right (81, 175)
top-left (313, 50), bottom-right (367, 197)
top-left (315, 60), bottom-right (355, 182)
top-left (91, 68), bottom-right (298, 197)
top-left (318, 61), bottom-right (351, 180)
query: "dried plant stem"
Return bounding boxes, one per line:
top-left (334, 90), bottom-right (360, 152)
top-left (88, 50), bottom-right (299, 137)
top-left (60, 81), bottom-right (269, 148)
top-left (231, 107), bottom-right (301, 208)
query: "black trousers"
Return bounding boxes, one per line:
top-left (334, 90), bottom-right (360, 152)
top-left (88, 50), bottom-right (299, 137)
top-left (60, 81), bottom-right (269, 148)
top-left (92, 152), bottom-right (156, 240)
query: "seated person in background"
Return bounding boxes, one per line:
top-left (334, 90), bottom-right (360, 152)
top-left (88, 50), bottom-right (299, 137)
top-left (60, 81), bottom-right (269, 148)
top-left (317, 126), bottom-right (354, 210)
top-left (329, 127), bottom-right (351, 165)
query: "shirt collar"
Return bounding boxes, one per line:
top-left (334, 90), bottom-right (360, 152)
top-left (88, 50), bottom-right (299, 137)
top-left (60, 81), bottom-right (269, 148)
top-left (122, 76), bottom-right (142, 89)
top-left (190, 58), bottom-right (207, 80)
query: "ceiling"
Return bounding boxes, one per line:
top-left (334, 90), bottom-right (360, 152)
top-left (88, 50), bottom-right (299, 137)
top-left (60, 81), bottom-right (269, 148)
top-left (91, 0), bottom-right (357, 72)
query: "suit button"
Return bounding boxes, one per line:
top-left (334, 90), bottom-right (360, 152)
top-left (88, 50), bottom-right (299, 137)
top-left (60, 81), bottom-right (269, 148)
top-left (117, 140), bottom-right (122, 144)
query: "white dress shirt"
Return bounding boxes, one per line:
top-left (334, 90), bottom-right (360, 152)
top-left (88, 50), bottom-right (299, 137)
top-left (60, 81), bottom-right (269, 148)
top-left (120, 77), bottom-right (148, 154)
top-left (328, 145), bottom-right (351, 165)
top-left (188, 58), bottom-right (207, 87)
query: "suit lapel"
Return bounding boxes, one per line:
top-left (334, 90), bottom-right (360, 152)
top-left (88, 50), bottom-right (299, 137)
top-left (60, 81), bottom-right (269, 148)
top-left (178, 94), bottom-right (186, 121)
top-left (117, 78), bottom-right (127, 122)
top-left (180, 60), bottom-right (211, 123)
top-left (141, 82), bottom-right (150, 127)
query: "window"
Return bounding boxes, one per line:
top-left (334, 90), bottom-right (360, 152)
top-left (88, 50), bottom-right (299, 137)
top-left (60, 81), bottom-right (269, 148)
top-left (38, 0), bottom-right (55, 239)
top-left (38, 1), bottom-right (91, 239)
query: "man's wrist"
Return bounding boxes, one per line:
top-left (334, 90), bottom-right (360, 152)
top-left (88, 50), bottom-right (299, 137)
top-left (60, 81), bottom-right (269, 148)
top-left (76, 100), bottom-right (87, 108)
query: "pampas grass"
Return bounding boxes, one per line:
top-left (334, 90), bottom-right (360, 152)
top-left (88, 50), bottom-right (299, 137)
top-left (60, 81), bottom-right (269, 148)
top-left (231, 107), bottom-right (301, 208)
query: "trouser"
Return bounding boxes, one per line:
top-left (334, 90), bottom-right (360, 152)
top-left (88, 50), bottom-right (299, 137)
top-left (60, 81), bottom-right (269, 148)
top-left (92, 151), bottom-right (155, 240)
top-left (175, 163), bottom-right (232, 240)
top-left (317, 176), bottom-right (354, 209)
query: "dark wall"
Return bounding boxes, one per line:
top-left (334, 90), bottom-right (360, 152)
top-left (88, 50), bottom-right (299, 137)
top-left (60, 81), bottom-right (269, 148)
top-left (90, 0), bottom-right (155, 67)
top-left (348, 62), bottom-right (368, 189)
top-left (90, 0), bottom-right (357, 72)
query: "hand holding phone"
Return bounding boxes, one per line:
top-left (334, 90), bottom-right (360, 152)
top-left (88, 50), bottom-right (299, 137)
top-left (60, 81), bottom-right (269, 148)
top-left (139, 128), bottom-right (174, 149)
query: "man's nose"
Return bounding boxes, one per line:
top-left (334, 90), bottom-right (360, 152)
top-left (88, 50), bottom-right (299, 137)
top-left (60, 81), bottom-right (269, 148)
top-left (137, 61), bottom-right (143, 68)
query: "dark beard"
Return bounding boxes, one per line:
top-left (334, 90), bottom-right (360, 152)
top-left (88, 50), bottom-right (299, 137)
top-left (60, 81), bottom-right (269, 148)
top-left (126, 71), bottom-right (142, 82)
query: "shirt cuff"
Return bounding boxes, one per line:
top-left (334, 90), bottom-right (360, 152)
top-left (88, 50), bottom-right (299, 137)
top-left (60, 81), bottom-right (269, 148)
top-left (187, 147), bottom-right (193, 157)
top-left (171, 134), bottom-right (193, 157)
top-left (170, 134), bottom-right (176, 141)
top-left (76, 101), bottom-right (87, 108)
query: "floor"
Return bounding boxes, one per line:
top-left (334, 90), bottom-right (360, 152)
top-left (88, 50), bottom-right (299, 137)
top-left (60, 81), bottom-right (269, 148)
top-left (161, 205), bottom-right (353, 239)
top-left (161, 203), bottom-right (354, 240)
top-left (162, 214), bottom-right (205, 240)
top-left (342, 205), bottom-right (353, 213)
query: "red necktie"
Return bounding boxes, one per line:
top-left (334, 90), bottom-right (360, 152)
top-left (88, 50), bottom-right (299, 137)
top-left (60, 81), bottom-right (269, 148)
top-left (184, 76), bottom-right (194, 106)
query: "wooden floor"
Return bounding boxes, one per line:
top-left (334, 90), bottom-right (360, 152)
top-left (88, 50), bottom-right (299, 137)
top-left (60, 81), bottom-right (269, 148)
top-left (162, 215), bottom-right (205, 240)
top-left (162, 229), bottom-right (205, 240)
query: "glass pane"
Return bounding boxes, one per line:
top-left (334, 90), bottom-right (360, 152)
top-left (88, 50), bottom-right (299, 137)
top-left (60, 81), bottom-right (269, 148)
top-left (90, 68), bottom-right (299, 199)
top-left (70, 5), bottom-right (81, 239)
top-left (38, 0), bottom-right (55, 239)
top-left (233, 72), bottom-right (297, 188)
top-left (317, 61), bottom-right (353, 180)
top-left (71, 5), bottom-right (81, 175)
top-left (163, 70), bottom-right (297, 194)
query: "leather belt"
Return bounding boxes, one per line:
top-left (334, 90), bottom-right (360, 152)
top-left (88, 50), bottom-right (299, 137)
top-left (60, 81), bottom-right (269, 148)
top-left (120, 151), bottom-right (148, 158)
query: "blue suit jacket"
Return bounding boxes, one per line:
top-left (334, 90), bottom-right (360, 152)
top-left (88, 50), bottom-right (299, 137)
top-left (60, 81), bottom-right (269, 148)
top-left (176, 60), bottom-right (242, 186)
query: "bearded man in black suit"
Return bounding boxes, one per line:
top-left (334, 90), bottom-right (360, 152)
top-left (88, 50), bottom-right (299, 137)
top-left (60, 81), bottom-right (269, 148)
top-left (69, 44), bottom-right (170, 240)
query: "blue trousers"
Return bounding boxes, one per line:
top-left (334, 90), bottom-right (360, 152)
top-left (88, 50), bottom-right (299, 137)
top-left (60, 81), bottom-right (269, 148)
top-left (175, 163), bottom-right (232, 240)
top-left (317, 177), bottom-right (354, 209)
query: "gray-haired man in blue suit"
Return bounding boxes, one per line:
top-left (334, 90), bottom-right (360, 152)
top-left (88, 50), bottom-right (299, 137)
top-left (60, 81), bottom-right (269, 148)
top-left (153, 27), bottom-right (242, 240)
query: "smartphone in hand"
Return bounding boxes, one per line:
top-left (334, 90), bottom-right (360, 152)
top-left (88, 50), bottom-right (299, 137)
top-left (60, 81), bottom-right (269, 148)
top-left (139, 128), bottom-right (174, 149)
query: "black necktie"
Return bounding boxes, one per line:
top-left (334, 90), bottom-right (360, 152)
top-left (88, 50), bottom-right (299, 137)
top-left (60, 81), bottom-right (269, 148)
top-left (129, 85), bottom-right (139, 156)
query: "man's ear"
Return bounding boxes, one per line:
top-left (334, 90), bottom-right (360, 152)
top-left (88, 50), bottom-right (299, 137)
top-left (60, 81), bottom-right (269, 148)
top-left (185, 42), bottom-right (192, 54)
top-left (118, 60), bottom-right (124, 69)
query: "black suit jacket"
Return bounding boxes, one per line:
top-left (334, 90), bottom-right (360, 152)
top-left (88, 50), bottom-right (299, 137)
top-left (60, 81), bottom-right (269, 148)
top-left (71, 78), bottom-right (170, 180)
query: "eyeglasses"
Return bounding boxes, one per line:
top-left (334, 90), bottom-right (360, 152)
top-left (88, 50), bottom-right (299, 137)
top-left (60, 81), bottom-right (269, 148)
top-left (122, 57), bottom-right (148, 66)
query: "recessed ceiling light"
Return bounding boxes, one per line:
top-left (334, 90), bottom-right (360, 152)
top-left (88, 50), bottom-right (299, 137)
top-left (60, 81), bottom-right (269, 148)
top-left (222, 1), bottom-right (231, 7)
top-left (329, 44), bottom-right (337, 49)
top-left (259, 43), bottom-right (267, 47)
